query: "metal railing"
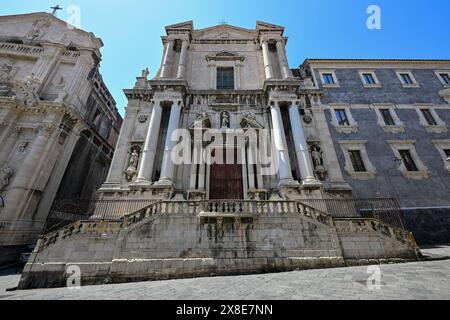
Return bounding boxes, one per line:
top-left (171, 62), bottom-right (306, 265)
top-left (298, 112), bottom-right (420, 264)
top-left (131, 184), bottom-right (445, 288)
top-left (44, 197), bottom-right (405, 234)
top-left (300, 198), bottom-right (404, 229)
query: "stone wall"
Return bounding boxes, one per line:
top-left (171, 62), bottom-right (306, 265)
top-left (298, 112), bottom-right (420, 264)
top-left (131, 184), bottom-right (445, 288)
top-left (18, 203), bottom-right (419, 289)
top-left (401, 208), bottom-right (450, 245)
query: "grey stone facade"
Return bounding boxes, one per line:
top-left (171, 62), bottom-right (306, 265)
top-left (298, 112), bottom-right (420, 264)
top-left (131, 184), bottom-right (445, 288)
top-left (301, 60), bottom-right (450, 243)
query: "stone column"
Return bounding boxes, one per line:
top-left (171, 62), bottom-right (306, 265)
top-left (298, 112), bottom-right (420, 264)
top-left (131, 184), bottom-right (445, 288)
top-left (155, 101), bottom-right (182, 185)
top-left (135, 102), bottom-right (163, 183)
top-left (270, 102), bottom-right (295, 185)
top-left (176, 39), bottom-right (188, 79)
top-left (276, 40), bottom-right (292, 79)
top-left (288, 104), bottom-right (321, 187)
top-left (261, 41), bottom-right (274, 80)
top-left (160, 40), bottom-right (174, 79)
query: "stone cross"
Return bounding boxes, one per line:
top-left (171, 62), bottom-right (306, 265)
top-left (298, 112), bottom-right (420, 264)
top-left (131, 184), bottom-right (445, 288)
top-left (50, 5), bottom-right (63, 16)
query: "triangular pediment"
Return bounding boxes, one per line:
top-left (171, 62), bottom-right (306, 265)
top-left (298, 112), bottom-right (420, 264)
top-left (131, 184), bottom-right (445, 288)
top-left (206, 50), bottom-right (245, 62)
top-left (256, 21), bottom-right (285, 37)
top-left (194, 24), bottom-right (255, 40)
top-left (165, 20), bottom-right (193, 31)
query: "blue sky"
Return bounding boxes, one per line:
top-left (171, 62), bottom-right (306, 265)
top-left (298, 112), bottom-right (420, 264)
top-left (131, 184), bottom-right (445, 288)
top-left (2, 0), bottom-right (450, 115)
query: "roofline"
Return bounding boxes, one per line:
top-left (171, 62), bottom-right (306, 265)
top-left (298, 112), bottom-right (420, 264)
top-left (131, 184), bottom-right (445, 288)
top-left (0, 12), bottom-right (103, 47)
top-left (304, 58), bottom-right (450, 64)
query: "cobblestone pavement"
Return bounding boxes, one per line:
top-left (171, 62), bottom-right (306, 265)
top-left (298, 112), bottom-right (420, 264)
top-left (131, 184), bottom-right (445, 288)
top-left (0, 258), bottom-right (449, 300)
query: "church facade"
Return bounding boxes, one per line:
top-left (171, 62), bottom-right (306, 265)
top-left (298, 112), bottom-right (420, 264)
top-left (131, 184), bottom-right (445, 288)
top-left (20, 20), bottom-right (443, 289)
top-left (0, 13), bottom-right (122, 266)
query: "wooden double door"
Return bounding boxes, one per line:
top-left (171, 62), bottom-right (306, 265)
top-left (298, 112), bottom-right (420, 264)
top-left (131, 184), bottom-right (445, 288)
top-left (209, 149), bottom-right (244, 200)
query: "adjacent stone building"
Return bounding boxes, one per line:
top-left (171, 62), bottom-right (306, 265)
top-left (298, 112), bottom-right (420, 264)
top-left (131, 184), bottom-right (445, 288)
top-left (0, 12), bottom-right (122, 265)
top-left (300, 59), bottom-right (450, 243)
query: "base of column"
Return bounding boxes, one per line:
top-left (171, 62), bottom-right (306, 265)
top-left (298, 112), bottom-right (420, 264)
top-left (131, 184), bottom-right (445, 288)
top-left (153, 178), bottom-right (175, 188)
top-left (278, 178), bottom-right (301, 188)
top-left (130, 179), bottom-right (153, 189)
top-left (301, 178), bottom-right (323, 189)
top-left (248, 189), bottom-right (268, 200)
top-left (187, 189), bottom-right (207, 201)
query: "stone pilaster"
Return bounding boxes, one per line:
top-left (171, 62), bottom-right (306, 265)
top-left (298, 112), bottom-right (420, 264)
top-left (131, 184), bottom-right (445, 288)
top-left (3, 123), bottom-right (58, 219)
top-left (103, 105), bottom-right (140, 187)
top-left (31, 43), bottom-right (64, 93)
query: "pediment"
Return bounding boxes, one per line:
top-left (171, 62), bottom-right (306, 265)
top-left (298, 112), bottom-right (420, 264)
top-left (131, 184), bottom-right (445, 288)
top-left (194, 24), bottom-right (255, 40)
top-left (206, 50), bottom-right (245, 62)
top-left (240, 114), bottom-right (264, 129)
top-left (165, 21), bottom-right (193, 32)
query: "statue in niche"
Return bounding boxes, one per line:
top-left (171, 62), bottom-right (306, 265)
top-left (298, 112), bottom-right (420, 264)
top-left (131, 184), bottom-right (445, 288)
top-left (220, 111), bottom-right (230, 128)
top-left (310, 144), bottom-right (326, 181)
top-left (125, 148), bottom-right (140, 181)
top-left (0, 166), bottom-right (13, 193)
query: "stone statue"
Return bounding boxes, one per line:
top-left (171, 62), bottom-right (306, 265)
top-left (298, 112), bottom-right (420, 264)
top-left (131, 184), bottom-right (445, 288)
top-left (129, 150), bottom-right (139, 169)
top-left (220, 111), bottom-right (230, 128)
top-left (310, 145), bottom-right (326, 181)
top-left (0, 166), bottom-right (13, 193)
top-left (125, 149), bottom-right (140, 181)
top-left (311, 146), bottom-right (323, 168)
top-left (141, 68), bottom-right (150, 78)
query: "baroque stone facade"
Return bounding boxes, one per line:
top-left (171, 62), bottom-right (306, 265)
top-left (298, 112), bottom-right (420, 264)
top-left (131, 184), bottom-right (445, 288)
top-left (0, 13), bottom-right (122, 265)
top-left (19, 21), bottom-right (427, 289)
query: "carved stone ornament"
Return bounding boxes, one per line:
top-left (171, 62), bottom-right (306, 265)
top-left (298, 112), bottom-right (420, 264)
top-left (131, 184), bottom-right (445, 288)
top-left (0, 166), bottom-right (13, 193)
top-left (17, 141), bottom-right (29, 153)
top-left (138, 115), bottom-right (149, 123)
top-left (27, 18), bottom-right (51, 42)
top-left (302, 109), bottom-right (313, 124)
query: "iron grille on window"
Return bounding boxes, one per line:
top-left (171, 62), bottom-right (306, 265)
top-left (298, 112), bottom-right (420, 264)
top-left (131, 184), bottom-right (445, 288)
top-left (380, 109), bottom-right (395, 125)
top-left (440, 73), bottom-right (450, 85)
top-left (399, 149), bottom-right (418, 172)
top-left (349, 150), bottom-right (367, 172)
top-left (421, 109), bottom-right (437, 125)
top-left (335, 109), bottom-right (350, 126)
top-left (363, 73), bottom-right (376, 85)
top-left (323, 73), bottom-right (335, 84)
top-left (400, 73), bottom-right (413, 85)
top-left (217, 67), bottom-right (234, 90)
top-left (444, 149), bottom-right (450, 158)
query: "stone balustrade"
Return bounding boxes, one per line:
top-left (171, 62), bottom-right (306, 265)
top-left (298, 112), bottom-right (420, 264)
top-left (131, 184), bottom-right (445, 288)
top-left (0, 42), bottom-right (44, 57)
